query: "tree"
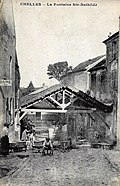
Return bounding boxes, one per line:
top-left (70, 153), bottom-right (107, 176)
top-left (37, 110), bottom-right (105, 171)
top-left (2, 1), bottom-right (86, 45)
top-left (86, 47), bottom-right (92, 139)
top-left (27, 81), bottom-right (35, 94)
top-left (20, 115), bottom-right (33, 139)
top-left (47, 61), bottom-right (72, 82)
top-left (20, 81), bottom-right (35, 97)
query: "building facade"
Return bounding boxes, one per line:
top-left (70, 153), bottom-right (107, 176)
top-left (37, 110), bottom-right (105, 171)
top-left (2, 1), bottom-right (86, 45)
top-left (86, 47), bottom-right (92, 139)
top-left (60, 35), bottom-right (119, 143)
top-left (0, 0), bottom-right (20, 141)
top-left (88, 32), bottom-right (119, 141)
top-left (61, 55), bottom-right (106, 94)
top-left (103, 32), bottom-right (119, 139)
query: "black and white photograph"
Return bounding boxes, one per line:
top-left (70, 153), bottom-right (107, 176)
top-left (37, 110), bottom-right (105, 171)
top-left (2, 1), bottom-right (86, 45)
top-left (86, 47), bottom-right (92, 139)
top-left (0, 0), bottom-right (120, 185)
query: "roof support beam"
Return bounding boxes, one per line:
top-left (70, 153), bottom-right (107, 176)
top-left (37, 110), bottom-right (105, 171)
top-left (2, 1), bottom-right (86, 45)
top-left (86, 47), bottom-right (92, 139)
top-left (87, 113), bottom-right (95, 122)
top-left (62, 90), bottom-right (65, 105)
top-left (65, 89), bottom-right (72, 96)
top-left (49, 90), bottom-right (72, 110)
top-left (67, 109), bottom-right (96, 114)
top-left (46, 98), bottom-right (58, 107)
top-left (61, 90), bottom-right (71, 110)
top-left (95, 112), bottom-right (110, 129)
top-left (21, 108), bottom-right (67, 113)
top-left (19, 111), bottom-right (28, 121)
top-left (49, 95), bottom-right (62, 107)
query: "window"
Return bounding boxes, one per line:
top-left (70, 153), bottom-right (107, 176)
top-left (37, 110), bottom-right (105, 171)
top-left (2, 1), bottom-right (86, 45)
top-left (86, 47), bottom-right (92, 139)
top-left (101, 71), bottom-right (106, 93)
top-left (36, 112), bottom-right (41, 121)
top-left (112, 41), bottom-right (117, 60)
top-left (111, 70), bottom-right (117, 90)
top-left (91, 72), bottom-right (96, 94)
top-left (9, 56), bottom-right (12, 80)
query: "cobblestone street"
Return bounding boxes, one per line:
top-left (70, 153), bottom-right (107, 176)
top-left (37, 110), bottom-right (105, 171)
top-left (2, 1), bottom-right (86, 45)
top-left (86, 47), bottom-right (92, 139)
top-left (0, 148), bottom-right (120, 186)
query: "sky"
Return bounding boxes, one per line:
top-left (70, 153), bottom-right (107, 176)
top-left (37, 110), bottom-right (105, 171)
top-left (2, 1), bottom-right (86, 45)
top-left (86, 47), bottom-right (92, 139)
top-left (13, 0), bottom-right (120, 87)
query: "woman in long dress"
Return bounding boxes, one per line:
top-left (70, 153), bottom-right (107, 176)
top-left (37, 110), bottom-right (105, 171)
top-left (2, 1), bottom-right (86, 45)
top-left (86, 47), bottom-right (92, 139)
top-left (1, 123), bottom-right (9, 156)
top-left (21, 129), bottom-right (27, 141)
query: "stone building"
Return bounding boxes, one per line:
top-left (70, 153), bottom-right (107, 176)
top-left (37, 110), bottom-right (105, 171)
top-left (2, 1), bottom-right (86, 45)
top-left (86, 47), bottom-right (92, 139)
top-left (59, 31), bottom-right (119, 143)
top-left (0, 0), bottom-right (20, 141)
top-left (75, 32), bottom-right (119, 142)
top-left (60, 55), bottom-right (112, 143)
top-left (88, 58), bottom-right (106, 101)
top-left (102, 32), bottom-right (119, 139)
top-left (61, 55), bottom-right (105, 93)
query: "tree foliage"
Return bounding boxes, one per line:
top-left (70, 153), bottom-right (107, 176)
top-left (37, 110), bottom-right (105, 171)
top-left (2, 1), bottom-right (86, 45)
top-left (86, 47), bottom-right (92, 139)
top-left (20, 81), bottom-right (35, 97)
top-left (47, 61), bottom-right (72, 81)
top-left (20, 115), bottom-right (34, 139)
top-left (27, 81), bottom-right (35, 94)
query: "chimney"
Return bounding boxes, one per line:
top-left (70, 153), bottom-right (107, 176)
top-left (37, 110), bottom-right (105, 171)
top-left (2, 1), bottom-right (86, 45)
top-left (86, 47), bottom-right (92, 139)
top-left (108, 32), bottom-right (112, 38)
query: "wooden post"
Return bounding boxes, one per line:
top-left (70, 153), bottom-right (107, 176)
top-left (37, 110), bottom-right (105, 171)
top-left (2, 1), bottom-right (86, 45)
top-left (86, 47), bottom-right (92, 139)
top-left (14, 89), bottom-right (20, 141)
top-left (117, 17), bottom-right (120, 150)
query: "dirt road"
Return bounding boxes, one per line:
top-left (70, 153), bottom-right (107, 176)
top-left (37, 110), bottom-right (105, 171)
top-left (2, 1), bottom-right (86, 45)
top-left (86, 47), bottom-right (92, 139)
top-left (1, 148), bottom-right (120, 186)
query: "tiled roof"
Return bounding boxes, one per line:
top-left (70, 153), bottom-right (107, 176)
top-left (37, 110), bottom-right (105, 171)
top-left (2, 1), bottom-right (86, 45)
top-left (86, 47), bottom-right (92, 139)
top-left (88, 58), bottom-right (106, 72)
top-left (20, 84), bottom-right (65, 108)
top-left (19, 86), bottom-right (48, 98)
top-left (20, 84), bottom-right (112, 113)
top-left (29, 99), bottom-right (56, 109)
top-left (72, 55), bottom-right (105, 73)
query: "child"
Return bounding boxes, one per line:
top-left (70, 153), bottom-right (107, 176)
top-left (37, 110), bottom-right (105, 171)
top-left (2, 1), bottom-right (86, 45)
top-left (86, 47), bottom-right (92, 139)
top-left (42, 138), bottom-right (53, 155)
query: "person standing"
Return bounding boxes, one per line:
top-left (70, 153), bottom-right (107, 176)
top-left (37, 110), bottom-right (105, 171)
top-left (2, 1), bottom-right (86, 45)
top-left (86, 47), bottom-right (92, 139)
top-left (21, 128), bottom-right (28, 141)
top-left (1, 123), bottom-right (9, 156)
top-left (21, 128), bottom-right (29, 150)
top-left (28, 131), bottom-right (35, 149)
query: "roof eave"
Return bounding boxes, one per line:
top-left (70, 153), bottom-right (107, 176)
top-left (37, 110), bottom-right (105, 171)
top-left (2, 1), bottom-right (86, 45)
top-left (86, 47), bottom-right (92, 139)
top-left (103, 31), bottom-right (119, 44)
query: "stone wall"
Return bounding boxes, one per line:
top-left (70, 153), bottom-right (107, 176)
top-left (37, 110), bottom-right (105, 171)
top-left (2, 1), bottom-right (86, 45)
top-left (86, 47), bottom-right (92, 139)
top-left (88, 34), bottom-right (118, 142)
top-left (103, 33), bottom-right (118, 140)
top-left (62, 71), bottom-right (88, 92)
top-left (0, 0), bottom-right (17, 140)
top-left (66, 109), bottom-right (112, 144)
